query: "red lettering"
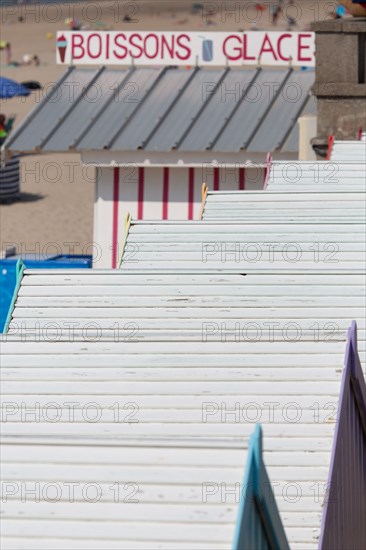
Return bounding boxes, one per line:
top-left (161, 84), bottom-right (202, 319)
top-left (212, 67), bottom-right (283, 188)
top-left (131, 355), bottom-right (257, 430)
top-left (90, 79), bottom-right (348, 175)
top-left (87, 33), bottom-right (102, 59)
top-left (106, 33), bottom-right (110, 60)
top-left (129, 33), bottom-right (144, 59)
top-left (71, 33), bottom-right (85, 60)
top-left (298, 33), bottom-right (312, 62)
top-left (223, 35), bottom-right (242, 61)
top-left (259, 33), bottom-right (278, 60)
top-left (161, 35), bottom-right (175, 59)
top-left (176, 34), bottom-right (191, 60)
top-left (144, 33), bottom-right (159, 59)
top-left (277, 34), bottom-right (291, 61)
top-left (113, 33), bottom-right (128, 60)
top-left (243, 34), bottom-right (256, 61)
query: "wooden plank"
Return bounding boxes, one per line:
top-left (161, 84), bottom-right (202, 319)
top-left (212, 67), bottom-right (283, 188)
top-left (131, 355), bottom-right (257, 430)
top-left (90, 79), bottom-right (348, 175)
top-left (0, 434), bottom-right (336, 451)
top-left (19, 272), bottom-right (366, 284)
top-left (0, 366), bottom-right (343, 382)
top-left (0, 395), bottom-right (347, 418)
top-left (0, 405), bottom-right (341, 424)
top-left (0, 519), bottom-right (235, 543)
top-left (17, 285), bottom-right (366, 298)
top-left (9, 305), bottom-right (365, 318)
top-left (128, 222), bottom-right (366, 231)
top-left (2, 352), bottom-right (350, 368)
top-left (1, 502), bottom-right (323, 527)
top-left (4, 329), bottom-right (359, 344)
top-left (13, 295), bottom-right (366, 308)
top-left (1, 445), bottom-right (330, 467)
top-left (120, 247), bottom-right (366, 257)
top-left (120, 263), bottom-right (366, 272)
top-left (0, 539), bottom-right (229, 550)
top-left (1, 379), bottom-right (342, 395)
top-left (0, 339), bottom-right (349, 354)
top-left (206, 193), bottom-right (366, 202)
top-left (1, 460), bottom-right (331, 482)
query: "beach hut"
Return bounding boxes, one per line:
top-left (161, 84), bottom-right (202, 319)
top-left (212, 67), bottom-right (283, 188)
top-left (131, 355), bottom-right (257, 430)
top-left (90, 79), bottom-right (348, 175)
top-left (2, 267), bottom-right (365, 547)
top-left (4, 263), bottom-right (366, 548)
top-left (3, 65), bottom-right (316, 267)
top-left (329, 135), bottom-right (366, 162)
top-left (2, 156), bottom-right (365, 547)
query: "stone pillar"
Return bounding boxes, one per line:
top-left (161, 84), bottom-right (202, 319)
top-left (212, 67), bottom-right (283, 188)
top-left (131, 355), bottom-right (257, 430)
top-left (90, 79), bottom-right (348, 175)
top-left (311, 18), bottom-right (366, 157)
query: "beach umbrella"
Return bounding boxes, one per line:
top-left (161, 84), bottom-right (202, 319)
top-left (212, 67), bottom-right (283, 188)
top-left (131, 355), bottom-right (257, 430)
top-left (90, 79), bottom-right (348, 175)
top-left (0, 77), bottom-right (31, 99)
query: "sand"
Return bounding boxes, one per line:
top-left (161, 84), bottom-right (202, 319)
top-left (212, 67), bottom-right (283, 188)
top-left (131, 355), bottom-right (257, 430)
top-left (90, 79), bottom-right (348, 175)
top-left (0, 1), bottom-right (338, 257)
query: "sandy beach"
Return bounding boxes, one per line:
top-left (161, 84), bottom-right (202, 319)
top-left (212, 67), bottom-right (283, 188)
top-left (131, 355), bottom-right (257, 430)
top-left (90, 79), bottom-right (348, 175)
top-left (0, 0), bottom-right (338, 256)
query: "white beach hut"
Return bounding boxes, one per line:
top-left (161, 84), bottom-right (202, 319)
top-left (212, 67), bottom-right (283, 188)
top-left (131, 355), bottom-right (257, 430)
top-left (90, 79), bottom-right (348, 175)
top-left (3, 66), bottom-right (316, 267)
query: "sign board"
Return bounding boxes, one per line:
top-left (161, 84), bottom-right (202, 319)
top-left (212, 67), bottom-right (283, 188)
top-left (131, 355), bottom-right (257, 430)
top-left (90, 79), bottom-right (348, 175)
top-left (56, 31), bottom-right (315, 67)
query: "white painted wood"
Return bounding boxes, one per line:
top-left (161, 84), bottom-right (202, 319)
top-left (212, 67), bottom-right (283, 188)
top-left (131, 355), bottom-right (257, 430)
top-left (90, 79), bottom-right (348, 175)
top-left (331, 141), bottom-right (366, 162)
top-left (3, 157), bottom-right (366, 549)
top-left (93, 167), bottom-right (114, 269)
top-left (0, 539), bottom-right (230, 550)
top-left (14, 295), bottom-right (365, 308)
top-left (207, 192), bottom-right (366, 201)
top-left (1, 335), bottom-right (347, 548)
top-left (18, 271), bottom-right (366, 284)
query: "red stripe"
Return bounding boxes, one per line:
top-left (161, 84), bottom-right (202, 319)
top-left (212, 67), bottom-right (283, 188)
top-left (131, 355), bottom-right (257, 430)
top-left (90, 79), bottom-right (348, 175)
top-left (239, 168), bottom-right (245, 190)
top-left (188, 168), bottom-right (194, 220)
top-left (326, 135), bottom-right (334, 161)
top-left (162, 167), bottom-right (169, 220)
top-left (137, 167), bottom-right (144, 220)
top-left (263, 153), bottom-right (272, 190)
top-left (111, 167), bottom-right (119, 269)
top-left (213, 167), bottom-right (219, 191)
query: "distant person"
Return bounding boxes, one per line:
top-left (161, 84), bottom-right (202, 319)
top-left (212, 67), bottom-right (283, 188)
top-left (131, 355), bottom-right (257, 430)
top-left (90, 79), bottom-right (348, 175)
top-left (22, 54), bottom-right (40, 66)
top-left (0, 41), bottom-right (12, 64)
top-left (335, 5), bottom-right (346, 18)
top-left (272, 5), bottom-right (281, 25)
top-left (0, 113), bottom-right (16, 146)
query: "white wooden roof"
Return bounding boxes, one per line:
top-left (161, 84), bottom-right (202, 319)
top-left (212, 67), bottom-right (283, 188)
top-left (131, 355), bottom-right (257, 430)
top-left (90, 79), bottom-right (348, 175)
top-left (7, 271), bottom-right (366, 345)
top-left (201, 189), bottom-right (366, 221)
top-left (1, 332), bottom-right (350, 550)
top-left (3, 156), bottom-right (365, 549)
top-left (330, 141), bottom-right (366, 162)
top-left (119, 220), bottom-right (365, 272)
top-left (3, 268), bottom-right (366, 547)
top-left (121, 164), bottom-right (365, 271)
top-left (266, 161), bottom-right (366, 191)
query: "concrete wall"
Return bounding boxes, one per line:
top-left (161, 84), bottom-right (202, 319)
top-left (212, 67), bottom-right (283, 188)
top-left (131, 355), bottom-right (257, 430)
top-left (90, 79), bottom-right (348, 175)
top-left (311, 18), bottom-right (366, 153)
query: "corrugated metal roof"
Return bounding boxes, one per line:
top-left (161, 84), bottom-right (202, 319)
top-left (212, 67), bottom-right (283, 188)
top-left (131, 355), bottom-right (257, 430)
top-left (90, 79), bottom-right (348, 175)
top-left (247, 72), bottom-right (316, 153)
top-left (4, 66), bottom-right (315, 155)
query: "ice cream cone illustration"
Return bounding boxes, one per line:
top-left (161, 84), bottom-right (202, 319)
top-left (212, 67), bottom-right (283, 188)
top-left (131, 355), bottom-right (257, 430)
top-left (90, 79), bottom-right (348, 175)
top-left (57, 34), bottom-right (68, 63)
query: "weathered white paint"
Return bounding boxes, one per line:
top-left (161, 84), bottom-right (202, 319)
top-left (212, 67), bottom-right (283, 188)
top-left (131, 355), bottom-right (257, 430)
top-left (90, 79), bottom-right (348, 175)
top-left (2, 156), bottom-right (365, 549)
top-left (331, 141), bottom-right (366, 162)
top-left (0, 332), bottom-right (350, 550)
top-left (94, 166), bottom-right (265, 268)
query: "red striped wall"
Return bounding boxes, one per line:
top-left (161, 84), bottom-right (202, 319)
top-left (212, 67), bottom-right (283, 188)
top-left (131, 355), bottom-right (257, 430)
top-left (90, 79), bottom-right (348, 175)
top-left (106, 166), bottom-right (264, 267)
